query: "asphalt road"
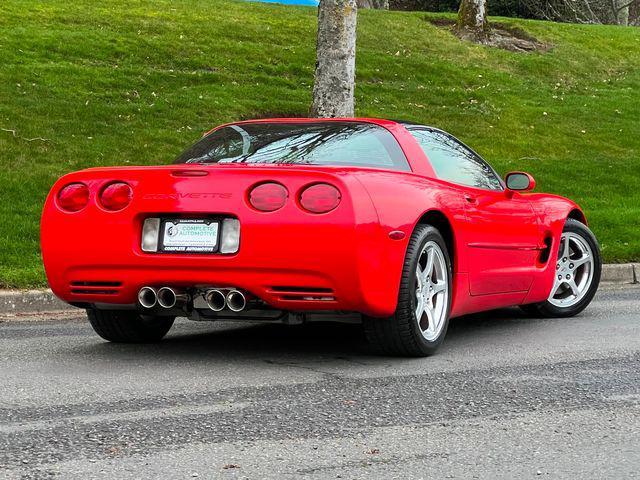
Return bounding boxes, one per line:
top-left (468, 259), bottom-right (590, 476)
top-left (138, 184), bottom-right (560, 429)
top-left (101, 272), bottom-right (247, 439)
top-left (1, 286), bottom-right (639, 479)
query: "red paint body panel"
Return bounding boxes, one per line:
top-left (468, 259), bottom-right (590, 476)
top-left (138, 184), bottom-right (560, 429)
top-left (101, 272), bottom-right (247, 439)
top-left (463, 188), bottom-right (540, 295)
top-left (40, 118), bottom-right (586, 319)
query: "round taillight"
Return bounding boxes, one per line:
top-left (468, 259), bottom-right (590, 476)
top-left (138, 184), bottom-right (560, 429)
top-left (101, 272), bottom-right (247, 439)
top-left (100, 182), bottom-right (133, 211)
top-left (57, 183), bottom-right (90, 212)
top-left (299, 183), bottom-right (341, 214)
top-left (248, 182), bottom-right (288, 212)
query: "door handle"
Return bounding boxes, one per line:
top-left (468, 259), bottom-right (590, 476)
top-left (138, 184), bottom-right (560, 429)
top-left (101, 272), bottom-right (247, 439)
top-left (464, 195), bottom-right (477, 204)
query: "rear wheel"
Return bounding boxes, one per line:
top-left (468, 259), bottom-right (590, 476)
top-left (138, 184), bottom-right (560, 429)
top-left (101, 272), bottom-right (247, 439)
top-left (521, 218), bottom-right (601, 318)
top-left (363, 224), bottom-right (452, 356)
top-left (87, 309), bottom-right (175, 343)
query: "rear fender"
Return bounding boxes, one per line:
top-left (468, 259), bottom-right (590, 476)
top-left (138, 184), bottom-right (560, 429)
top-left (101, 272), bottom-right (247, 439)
top-left (353, 172), bottom-right (467, 317)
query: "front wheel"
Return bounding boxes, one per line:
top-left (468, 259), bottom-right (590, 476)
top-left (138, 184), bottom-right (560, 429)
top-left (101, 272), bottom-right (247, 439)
top-left (363, 224), bottom-right (452, 357)
top-left (522, 218), bottom-right (601, 318)
top-left (87, 309), bottom-right (175, 343)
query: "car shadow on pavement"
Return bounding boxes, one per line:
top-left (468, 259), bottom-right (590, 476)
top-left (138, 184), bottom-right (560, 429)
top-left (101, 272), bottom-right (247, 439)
top-left (72, 306), bottom-right (553, 361)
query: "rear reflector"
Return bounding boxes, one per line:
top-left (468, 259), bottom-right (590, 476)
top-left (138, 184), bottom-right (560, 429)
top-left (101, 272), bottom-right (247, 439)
top-left (299, 183), bottom-right (341, 213)
top-left (57, 183), bottom-right (90, 212)
top-left (248, 182), bottom-right (288, 212)
top-left (100, 182), bottom-right (133, 211)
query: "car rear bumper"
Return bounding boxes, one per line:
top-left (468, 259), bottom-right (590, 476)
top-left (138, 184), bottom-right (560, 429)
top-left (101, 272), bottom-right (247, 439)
top-left (45, 246), bottom-right (395, 317)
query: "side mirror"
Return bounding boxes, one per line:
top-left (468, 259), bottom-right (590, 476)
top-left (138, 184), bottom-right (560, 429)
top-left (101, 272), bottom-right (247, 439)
top-left (505, 171), bottom-right (536, 192)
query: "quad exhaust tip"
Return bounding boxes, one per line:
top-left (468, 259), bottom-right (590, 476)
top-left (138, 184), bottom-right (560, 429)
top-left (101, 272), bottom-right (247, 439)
top-left (156, 287), bottom-right (189, 309)
top-left (205, 289), bottom-right (226, 312)
top-left (139, 286), bottom-right (245, 312)
top-left (226, 290), bottom-right (246, 312)
top-left (138, 286), bottom-right (157, 308)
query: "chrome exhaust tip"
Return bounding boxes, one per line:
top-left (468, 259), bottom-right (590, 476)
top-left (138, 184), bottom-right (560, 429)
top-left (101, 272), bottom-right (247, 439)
top-left (205, 289), bottom-right (226, 312)
top-left (157, 287), bottom-right (189, 309)
top-left (226, 290), bottom-right (246, 312)
top-left (138, 287), bottom-right (157, 308)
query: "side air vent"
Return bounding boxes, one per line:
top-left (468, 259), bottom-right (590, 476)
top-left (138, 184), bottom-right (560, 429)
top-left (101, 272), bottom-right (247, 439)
top-left (538, 236), bottom-right (553, 264)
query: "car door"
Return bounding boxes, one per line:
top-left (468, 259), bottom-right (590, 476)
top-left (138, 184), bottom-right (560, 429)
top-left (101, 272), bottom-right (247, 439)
top-left (460, 185), bottom-right (541, 295)
top-left (407, 127), bottom-right (541, 296)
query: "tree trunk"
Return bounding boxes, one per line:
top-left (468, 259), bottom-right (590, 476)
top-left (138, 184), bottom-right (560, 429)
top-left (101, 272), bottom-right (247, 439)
top-left (457, 0), bottom-right (490, 36)
top-left (311, 0), bottom-right (357, 118)
top-left (615, 0), bottom-right (630, 25)
top-left (357, 0), bottom-right (388, 9)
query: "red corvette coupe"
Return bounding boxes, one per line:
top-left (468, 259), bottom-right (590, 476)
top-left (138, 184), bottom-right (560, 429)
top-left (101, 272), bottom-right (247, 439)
top-left (41, 118), bottom-right (601, 356)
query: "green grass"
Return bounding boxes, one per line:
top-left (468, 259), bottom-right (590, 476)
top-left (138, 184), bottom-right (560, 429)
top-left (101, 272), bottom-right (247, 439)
top-left (0, 0), bottom-right (638, 287)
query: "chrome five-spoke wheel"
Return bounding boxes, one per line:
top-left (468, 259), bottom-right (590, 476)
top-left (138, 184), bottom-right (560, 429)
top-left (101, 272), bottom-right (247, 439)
top-left (415, 241), bottom-right (449, 341)
top-left (548, 231), bottom-right (594, 308)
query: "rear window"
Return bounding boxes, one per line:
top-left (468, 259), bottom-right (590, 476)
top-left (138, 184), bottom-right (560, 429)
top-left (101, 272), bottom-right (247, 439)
top-left (174, 122), bottom-right (410, 171)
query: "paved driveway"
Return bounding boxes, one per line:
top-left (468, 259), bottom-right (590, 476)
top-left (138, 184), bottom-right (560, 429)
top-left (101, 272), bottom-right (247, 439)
top-left (1, 286), bottom-right (639, 479)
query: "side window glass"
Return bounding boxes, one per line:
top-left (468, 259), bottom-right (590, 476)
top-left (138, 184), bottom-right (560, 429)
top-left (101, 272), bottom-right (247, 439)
top-left (409, 129), bottom-right (502, 190)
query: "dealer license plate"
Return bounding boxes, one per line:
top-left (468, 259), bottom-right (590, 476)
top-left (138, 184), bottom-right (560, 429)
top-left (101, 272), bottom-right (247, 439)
top-left (160, 219), bottom-right (219, 253)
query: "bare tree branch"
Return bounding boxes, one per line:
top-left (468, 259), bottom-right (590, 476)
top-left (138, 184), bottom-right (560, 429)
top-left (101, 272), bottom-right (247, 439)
top-left (518, 0), bottom-right (638, 24)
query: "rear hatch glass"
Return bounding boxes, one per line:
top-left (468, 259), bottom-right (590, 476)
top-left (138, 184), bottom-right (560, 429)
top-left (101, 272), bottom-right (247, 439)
top-left (174, 121), bottom-right (410, 171)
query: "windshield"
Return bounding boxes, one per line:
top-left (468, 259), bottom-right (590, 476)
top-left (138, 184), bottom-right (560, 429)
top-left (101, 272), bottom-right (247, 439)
top-left (174, 121), bottom-right (410, 171)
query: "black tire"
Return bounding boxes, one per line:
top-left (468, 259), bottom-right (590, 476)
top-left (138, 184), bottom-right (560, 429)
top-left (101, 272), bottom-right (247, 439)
top-left (363, 224), bottom-right (453, 357)
top-left (87, 309), bottom-right (175, 343)
top-left (521, 218), bottom-right (601, 318)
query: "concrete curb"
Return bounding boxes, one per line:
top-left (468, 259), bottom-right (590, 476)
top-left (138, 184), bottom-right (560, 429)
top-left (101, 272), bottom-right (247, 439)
top-left (0, 289), bottom-right (76, 314)
top-left (0, 264), bottom-right (638, 315)
top-left (600, 263), bottom-right (636, 285)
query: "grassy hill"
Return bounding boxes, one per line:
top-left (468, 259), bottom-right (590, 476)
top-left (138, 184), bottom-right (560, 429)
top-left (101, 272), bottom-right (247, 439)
top-left (1, 0), bottom-right (638, 287)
